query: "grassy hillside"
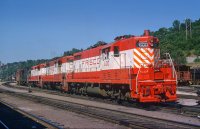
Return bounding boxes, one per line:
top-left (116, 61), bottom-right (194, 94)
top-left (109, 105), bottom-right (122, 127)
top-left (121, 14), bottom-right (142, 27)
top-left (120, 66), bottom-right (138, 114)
top-left (153, 18), bottom-right (200, 64)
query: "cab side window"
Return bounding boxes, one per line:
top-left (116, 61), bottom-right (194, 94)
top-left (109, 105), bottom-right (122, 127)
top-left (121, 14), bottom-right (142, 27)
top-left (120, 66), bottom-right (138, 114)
top-left (114, 46), bottom-right (119, 57)
top-left (74, 55), bottom-right (81, 60)
top-left (102, 47), bottom-right (110, 60)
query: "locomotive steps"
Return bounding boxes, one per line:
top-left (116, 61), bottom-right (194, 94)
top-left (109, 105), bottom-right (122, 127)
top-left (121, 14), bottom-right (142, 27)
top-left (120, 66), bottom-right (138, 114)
top-left (0, 84), bottom-right (200, 129)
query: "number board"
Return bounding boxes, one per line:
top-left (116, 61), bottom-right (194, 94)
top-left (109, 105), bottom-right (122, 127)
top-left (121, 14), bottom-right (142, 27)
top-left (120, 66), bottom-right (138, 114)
top-left (137, 42), bottom-right (148, 48)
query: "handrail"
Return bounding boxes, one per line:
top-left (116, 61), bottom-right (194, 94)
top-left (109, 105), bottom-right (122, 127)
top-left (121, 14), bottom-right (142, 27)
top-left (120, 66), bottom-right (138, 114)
top-left (165, 53), bottom-right (177, 84)
top-left (128, 66), bottom-right (132, 91)
top-left (135, 53), bottom-right (177, 94)
top-left (135, 66), bottom-right (141, 94)
top-left (135, 64), bottom-right (145, 94)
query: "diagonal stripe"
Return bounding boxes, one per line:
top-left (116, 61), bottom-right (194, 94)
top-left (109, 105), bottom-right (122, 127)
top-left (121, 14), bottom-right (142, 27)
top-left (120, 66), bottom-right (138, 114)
top-left (134, 57), bottom-right (146, 68)
top-left (134, 50), bottom-right (148, 64)
top-left (133, 51), bottom-right (144, 68)
top-left (137, 48), bottom-right (153, 63)
top-left (142, 48), bottom-right (154, 60)
top-left (133, 48), bottom-right (158, 68)
top-left (138, 48), bottom-right (152, 61)
top-left (134, 55), bottom-right (145, 67)
top-left (134, 49), bottom-right (151, 67)
top-left (144, 48), bottom-right (154, 57)
top-left (134, 55), bottom-right (142, 64)
top-left (134, 61), bottom-right (140, 68)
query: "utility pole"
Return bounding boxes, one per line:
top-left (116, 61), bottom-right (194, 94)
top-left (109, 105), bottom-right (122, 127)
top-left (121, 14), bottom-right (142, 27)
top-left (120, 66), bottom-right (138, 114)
top-left (186, 20), bottom-right (187, 40)
top-left (190, 20), bottom-right (192, 38)
top-left (185, 18), bottom-right (192, 40)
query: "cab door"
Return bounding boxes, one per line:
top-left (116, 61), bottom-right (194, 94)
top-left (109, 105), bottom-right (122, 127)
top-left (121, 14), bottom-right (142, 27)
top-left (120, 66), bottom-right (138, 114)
top-left (100, 47), bottom-right (110, 70)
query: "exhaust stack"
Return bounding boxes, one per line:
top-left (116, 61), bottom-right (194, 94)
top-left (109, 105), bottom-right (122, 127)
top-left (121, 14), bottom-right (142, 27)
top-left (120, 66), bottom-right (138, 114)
top-left (144, 30), bottom-right (150, 36)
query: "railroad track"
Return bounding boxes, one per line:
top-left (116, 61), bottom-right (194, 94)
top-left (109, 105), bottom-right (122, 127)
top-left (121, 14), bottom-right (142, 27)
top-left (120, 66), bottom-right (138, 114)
top-left (2, 82), bottom-right (200, 118)
top-left (0, 99), bottom-right (61, 129)
top-left (177, 86), bottom-right (198, 93)
top-left (0, 88), bottom-right (199, 129)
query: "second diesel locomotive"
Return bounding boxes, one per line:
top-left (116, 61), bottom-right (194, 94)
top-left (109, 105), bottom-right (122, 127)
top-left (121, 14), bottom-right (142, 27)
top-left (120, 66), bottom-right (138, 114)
top-left (27, 30), bottom-right (177, 103)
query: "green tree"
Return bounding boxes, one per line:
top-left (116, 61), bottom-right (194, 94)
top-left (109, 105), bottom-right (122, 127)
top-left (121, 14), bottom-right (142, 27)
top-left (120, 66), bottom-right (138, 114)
top-left (63, 48), bottom-right (83, 56)
top-left (86, 41), bottom-right (107, 49)
top-left (172, 20), bottom-right (180, 31)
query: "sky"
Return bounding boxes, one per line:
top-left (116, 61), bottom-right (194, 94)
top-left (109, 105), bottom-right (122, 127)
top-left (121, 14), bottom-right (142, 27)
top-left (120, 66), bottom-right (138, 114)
top-left (0, 0), bottom-right (200, 64)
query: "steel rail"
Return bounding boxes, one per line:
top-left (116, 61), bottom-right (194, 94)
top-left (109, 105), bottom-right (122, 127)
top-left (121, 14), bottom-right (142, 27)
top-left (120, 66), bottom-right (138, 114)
top-left (0, 99), bottom-right (61, 129)
top-left (3, 82), bottom-right (200, 118)
top-left (0, 88), bottom-right (199, 129)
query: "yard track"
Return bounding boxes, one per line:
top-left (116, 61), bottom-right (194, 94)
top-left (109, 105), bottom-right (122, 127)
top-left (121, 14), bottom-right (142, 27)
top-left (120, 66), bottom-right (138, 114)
top-left (0, 99), bottom-right (61, 129)
top-left (0, 83), bottom-right (200, 129)
top-left (4, 82), bottom-right (200, 118)
top-left (0, 89), bottom-right (199, 129)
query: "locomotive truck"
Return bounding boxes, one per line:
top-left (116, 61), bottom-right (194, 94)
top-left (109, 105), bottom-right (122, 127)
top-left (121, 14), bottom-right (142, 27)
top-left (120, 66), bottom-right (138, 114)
top-left (19, 30), bottom-right (177, 103)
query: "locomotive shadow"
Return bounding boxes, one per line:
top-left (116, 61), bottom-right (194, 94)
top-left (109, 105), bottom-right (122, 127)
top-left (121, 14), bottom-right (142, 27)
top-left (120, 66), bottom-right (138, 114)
top-left (120, 100), bottom-right (179, 111)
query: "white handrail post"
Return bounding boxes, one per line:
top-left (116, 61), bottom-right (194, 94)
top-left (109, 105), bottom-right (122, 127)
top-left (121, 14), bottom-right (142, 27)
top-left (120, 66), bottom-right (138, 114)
top-left (165, 53), bottom-right (177, 84)
top-left (128, 66), bottom-right (132, 91)
top-left (135, 64), bottom-right (142, 94)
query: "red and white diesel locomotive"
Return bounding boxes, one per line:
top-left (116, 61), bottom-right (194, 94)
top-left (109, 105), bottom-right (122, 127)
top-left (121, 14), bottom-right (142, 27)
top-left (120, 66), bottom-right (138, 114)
top-left (28, 30), bottom-right (177, 102)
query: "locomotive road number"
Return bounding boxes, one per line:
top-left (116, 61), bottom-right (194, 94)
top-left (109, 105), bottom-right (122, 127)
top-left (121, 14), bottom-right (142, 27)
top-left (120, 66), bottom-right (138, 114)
top-left (138, 42), bottom-right (148, 47)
